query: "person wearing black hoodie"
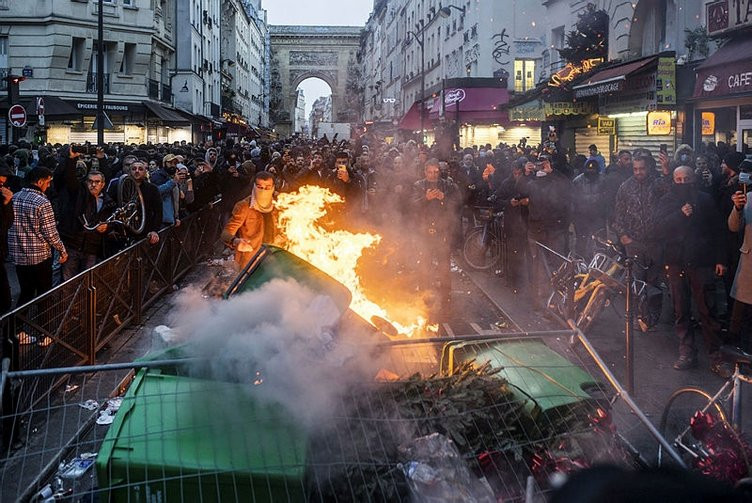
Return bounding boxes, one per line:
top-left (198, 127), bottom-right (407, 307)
top-left (655, 166), bottom-right (728, 377)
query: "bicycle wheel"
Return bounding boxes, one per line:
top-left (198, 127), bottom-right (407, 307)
top-left (575, 287), bottom-right (607, 332)
top-left (462, 226), bottom-right (501, 271)
top-left (117, 175), bottom-right (146, 235)
top-left (657, 387), bottom-right (728, 468)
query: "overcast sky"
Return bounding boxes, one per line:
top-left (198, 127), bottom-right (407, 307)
top-left (262, 0), bottom-right (371, 27)
top-left (263, 0), bottom-right (372, 117)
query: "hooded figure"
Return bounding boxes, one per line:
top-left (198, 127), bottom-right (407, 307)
top-left (205, 148), bottom-right (218, 169)
top-left (220, 171), bottom-right (278, 269)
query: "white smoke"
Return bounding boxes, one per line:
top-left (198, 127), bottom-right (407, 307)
top-left (165, 278), bottom-right (386, 430)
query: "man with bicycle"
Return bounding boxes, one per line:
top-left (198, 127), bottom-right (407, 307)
top-left (655, 166), bottom-right (729, 377)
top-left (56, 148), bottom-right (116, 281)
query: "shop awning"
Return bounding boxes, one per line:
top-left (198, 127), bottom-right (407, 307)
top-left (399, 101), bottom-right (423, 130)
top-left (573, 57), bottom-right (657, 98)
top-left (509, 99), bottom-right (545, 122)
top-left (38, 96), bottom-right (81, 118)
top-left (693, 37), bottom-right (752, 99)
top-left (143, 101), bottom-right (190, 125)
top-left (433, 87), bottom-right (509, 121)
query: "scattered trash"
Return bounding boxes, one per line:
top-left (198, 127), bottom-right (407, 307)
top-left (154, 325), bottom-right (179, 344)
top-left (58, 453), bottom-right (97, 479)
top-left (96, 398), bottom-right (123, 425)
top-left (64, 384), bottom-right (79, 394)
top-left (399, 433), bottom-right (495, 502)
top-left (494, 320), bottom-right (508, 329)
top-left (206, 258), bottom-right (230, 266)
top-left (96, 411), bottom-right (115, 425)
top-left (112, 314), bottom-right (123, 326)
top-left (78, 400), bottom-right (99, 411)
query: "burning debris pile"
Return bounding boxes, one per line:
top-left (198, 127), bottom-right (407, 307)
top-left (276, 185), bottom-right (435, 337)
top-left (308, 362), bottom-right (632, 502)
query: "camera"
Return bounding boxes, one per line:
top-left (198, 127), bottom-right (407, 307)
top-left (71, 144), bottom-right (90, 155)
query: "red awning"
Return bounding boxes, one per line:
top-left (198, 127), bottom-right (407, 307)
top-left (399, 101), bottom-right (423, 130)
top-left (572, 57), bottom-right (657, 98)
top-left (425, 87), bottom-right (509, 124)
top-left (693, 37), bottom-right (752, 99)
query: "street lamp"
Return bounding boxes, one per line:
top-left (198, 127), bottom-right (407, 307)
top-left (406, 29), bottom-right (425, 143)
top-left (438, 5), bottom-right (466, 18)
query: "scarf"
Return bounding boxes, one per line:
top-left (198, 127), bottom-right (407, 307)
top-left (250, 185), bottom-right (274, 213)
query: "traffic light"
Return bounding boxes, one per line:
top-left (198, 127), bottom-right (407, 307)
top-left (6, 75), bottom-right (25, 105)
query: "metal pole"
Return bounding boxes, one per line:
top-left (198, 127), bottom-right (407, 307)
top-left (419, 35), bottom-right (425, 145)
top-left (567, 319), bottom-right (687, 468)
top-left (625, 258), bottom-right (635, 395)
top-left (97, 0), bottom-right (105, 146)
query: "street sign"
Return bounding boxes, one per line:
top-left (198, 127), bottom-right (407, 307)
top-left (22, 66), bottom-right (33, 78)
top-left (38, 115), bottom-right (45, 127)
top-left (8, 104), bottom-right (27, 128)
top-left (36, 97), bottom-right (45, 115)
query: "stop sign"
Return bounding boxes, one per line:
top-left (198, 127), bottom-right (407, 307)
top-left (8, 105), bottom-right (27, 128)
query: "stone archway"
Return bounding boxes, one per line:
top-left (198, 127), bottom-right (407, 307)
top-left (270, 25), bottom-right (361, 136)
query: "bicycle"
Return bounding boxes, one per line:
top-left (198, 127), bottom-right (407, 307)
top-left (547, 236), bottom-right (651, 333)
top-left (462, 206), bottom-right (504, 272)
top-left (82, 174), bottom-right (146, 235)
top-left (658, 345), bottom-right (752, 487)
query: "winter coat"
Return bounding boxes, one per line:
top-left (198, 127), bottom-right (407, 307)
top-left (655, 188), bottom-right (724, 268)
top-left (729, 200), bottom-right (752, 304)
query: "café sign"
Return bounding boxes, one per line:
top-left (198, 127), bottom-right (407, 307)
top-left (707, 0), bottom-right (752, 36)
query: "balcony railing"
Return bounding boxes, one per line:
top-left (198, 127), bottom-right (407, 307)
top-left (161, 83), bottom-right (172, 103)
top-left (148, 78), bottom-right (160, 100)
top-left (86, 72), bottom-right (111, 94)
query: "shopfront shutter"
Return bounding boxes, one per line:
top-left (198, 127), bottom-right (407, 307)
top-left (574, 128), bottom-right (611, 158)
top-left (616, 115), bottom-right (675, 157)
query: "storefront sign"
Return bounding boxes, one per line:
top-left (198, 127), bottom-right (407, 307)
top-left (548, 58), bottom-right (604, 88)
top-left (702, 112), bottom-right (716, 135)
top-left (656, 57), bottom-right (676, 105)
top-left (647, 111), bottom-right (672, 135)
top-left (695, 62), bottom-right (752, 98)
top-left (597, 117), bottom-right (615, 135)
top-left (543, 101), bottom-right (595, 116)
top-left (707, 0), bottom-right (752, 36)
top-left (574, 81), bottom-right (623, 98)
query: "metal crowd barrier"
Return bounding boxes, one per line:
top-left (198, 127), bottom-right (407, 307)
top-left (0, 201), bottom-right (223, 412)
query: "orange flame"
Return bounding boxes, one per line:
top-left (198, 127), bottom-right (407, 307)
top-left (276, 185), bottom-right (435, 337)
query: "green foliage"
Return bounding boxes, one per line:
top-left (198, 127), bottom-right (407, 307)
top-left (684, 26), bottom-right (711, 61)
top-left (558, 3), bottom-right (609, 64)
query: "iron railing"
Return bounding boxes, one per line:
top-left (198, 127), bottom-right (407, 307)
top-left (85, 72), bottom-right (110, 94)
top-left (0, 202), bottom-right (222, 412)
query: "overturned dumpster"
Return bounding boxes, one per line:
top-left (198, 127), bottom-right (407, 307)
top-left (95, 246), bottom-right (634, 502)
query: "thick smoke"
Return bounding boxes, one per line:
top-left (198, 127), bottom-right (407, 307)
top-left (164, 278), bottom-right (387, 430)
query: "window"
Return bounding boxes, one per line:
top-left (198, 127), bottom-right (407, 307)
top-left (0, 36), bottom-right (7, 69)
top-left (551, 26), bottom-right (565, 49)
top-left (120, 43), bottom-right (136, 74)
top-left (68, 37), bottom-right (85, 71)
top-left (514, 59), bottom-right (536, 92)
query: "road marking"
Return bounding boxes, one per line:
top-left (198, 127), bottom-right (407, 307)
top-left (442, 323), bottom-right (455, 338)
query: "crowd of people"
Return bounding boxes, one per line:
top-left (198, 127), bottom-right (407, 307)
top-left (0, 133), bottom-right (750, 379)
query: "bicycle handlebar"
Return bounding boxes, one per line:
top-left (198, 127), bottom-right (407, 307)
top-left (591, 235), bottom-right (649, 270)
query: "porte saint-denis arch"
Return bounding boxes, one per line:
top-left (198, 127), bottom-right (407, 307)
top-left (270, 25), bottom-right (361, 136)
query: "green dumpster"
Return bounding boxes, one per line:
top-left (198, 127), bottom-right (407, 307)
top-left (440, 338), bottom-right (604, 423)
top-left (96, 370), bottom-right (307, 502)
top-left (225, 245), bottom-right (352, 315)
